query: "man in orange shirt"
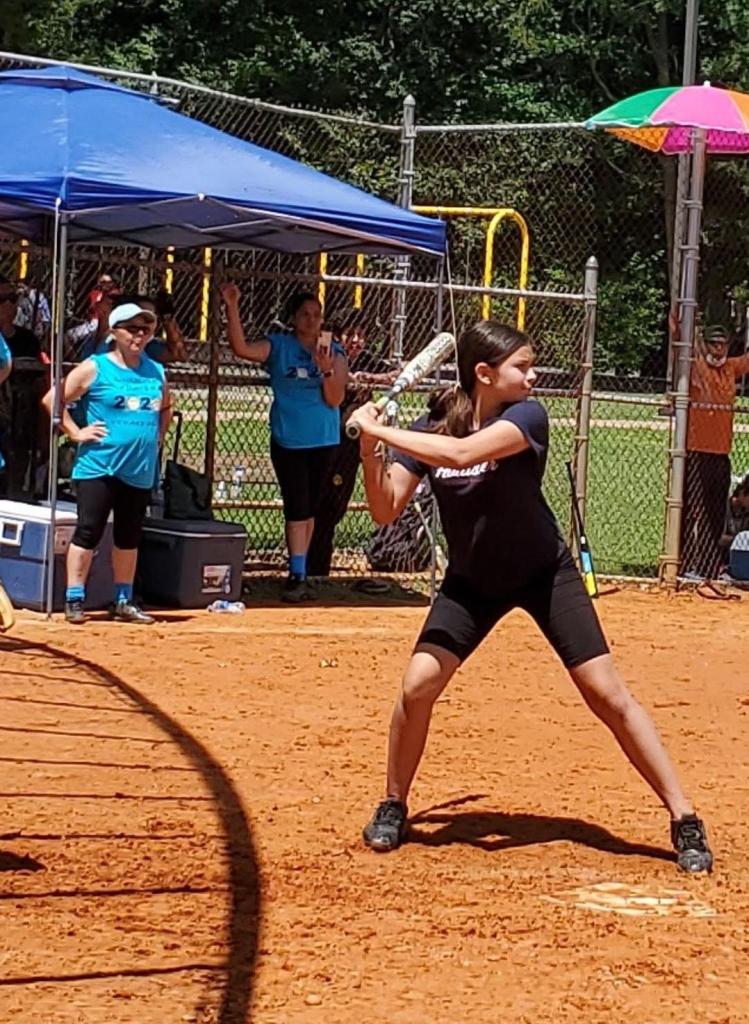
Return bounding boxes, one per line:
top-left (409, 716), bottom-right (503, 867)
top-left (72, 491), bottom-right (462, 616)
top-left (681, 323), bottom-right (749, 579)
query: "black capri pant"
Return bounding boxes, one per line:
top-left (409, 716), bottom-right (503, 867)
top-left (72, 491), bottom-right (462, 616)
top-left (417, 550), bottom-right (609, 670)
top-left (680, 450), bottom-right (731, 579)
top-left (270, 439), bottom-right (336, 521)
top-left (73, 476), bottom-right (151, 551)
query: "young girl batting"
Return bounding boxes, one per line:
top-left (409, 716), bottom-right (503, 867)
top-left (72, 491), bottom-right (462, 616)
top-left (347, 320), bottom-right (712, 874)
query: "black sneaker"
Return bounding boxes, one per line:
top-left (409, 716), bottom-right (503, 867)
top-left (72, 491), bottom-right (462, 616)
top-left (110, 600), bottom-right (155, 625)
top-left (363, 799), bottom-right (408, 852)
top-left (281, 575), bottom-right (311, 603)
top-left (64, 599), bottom-right (86, 625)
top-left (671, 814), bottom-right (713, 874)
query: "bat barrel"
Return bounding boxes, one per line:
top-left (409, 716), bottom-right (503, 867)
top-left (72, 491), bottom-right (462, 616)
top-left (344, 332), bottom-right (454, 441)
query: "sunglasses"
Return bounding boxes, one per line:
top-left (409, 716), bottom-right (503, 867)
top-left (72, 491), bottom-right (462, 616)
top-left (116, 323), bottom-right (153, 337)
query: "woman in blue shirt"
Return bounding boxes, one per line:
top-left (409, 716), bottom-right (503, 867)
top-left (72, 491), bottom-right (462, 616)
top-left (42, 303), bottom-right (172, 625)
top-left (221, 283), bottom-right (347, 602)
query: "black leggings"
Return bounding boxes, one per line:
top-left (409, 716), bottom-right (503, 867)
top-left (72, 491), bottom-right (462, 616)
top-left (417, 551), bottom-right (610, 669)
top-left (307, 435), bottom-right (360, 576)
top-left (270, 439), bottom-right (336, 521)
top-left (73, 477), bottom-right (151, 551)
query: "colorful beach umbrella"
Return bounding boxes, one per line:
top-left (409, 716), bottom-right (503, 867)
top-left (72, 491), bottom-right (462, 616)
top-left (586, 83), bottom-right (749, 155)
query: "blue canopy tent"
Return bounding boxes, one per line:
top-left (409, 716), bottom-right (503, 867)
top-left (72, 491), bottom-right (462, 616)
top-left (0, 66), bottom-right (445, 255)
top-left (0, 65), bottom-right (446, 614)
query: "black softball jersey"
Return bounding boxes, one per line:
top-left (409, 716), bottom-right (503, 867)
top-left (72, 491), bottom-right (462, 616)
top-left (393, 400), bottom-right (567, 597)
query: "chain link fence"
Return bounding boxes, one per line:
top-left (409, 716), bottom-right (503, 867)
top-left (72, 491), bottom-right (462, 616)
top-left (5, 52), bottom-right (749, 587)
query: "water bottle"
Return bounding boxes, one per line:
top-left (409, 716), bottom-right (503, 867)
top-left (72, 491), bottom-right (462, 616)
top-left (230, 465), bottom-right (246, 500)
top-left (207, 600), bottom-right (246, 614)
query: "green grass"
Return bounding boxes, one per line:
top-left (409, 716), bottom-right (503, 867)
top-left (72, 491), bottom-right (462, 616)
top-left (167, 390), bottom-right (749, 578)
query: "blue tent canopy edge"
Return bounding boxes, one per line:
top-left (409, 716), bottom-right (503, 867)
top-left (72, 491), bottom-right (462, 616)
top-left (0, 65), bottom-right (446, 257)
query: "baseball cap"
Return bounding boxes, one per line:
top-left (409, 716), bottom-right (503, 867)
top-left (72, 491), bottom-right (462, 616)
top-left (109, 302), bottom-right (157, 329)
top-left (704, 324), bottom-right (729, 343)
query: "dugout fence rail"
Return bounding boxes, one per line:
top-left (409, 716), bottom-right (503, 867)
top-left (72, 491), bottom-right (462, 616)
top-left (3, 50), bottom-right (749, 591)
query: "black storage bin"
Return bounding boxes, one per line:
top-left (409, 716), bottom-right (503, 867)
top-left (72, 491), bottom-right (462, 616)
top-left (138, 518), bottom-right (247, 608)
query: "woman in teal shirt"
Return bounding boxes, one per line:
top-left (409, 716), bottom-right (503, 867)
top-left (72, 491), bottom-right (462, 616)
top-left (43, 303), bottom-right (172, 625)
top-left (221, 284), bottom-right (347, 602)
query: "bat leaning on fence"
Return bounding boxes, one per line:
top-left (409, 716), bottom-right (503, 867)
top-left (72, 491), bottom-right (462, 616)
top-left (0, 578), bottom-right (15, 631)
top-left (344, 331), bottom-right (455, 440)
top-left (566, 461), bottom-right (598, 599)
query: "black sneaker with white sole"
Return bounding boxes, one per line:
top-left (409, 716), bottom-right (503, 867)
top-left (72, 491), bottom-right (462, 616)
top-left (281, 575), bottom-right (312, 603)
top-left (671, 814), bottom-right (713, 874)
top-left (363, 799), bottom-right (408, 852)
top-left (64, 599), bottom-right (86, 625)
top-left (109, 601), bottom-right (155, 625)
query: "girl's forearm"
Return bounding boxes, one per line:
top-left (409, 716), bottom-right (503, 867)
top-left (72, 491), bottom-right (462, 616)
top-left (361, 449), bottom-right (399, 524)
top-left (365, 422), bottom-right (462, 468)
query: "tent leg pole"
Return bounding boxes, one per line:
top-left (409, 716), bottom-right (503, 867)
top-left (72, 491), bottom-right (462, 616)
top-left (44, 213), bottom-right (68, 619)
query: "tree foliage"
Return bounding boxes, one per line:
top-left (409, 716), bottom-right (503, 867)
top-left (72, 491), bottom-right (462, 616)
top-left (16, 0), bottom-right (749, 372)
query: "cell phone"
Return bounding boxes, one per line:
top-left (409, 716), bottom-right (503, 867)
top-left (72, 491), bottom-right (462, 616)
top-left (317, 330), bottom-right (333, 357)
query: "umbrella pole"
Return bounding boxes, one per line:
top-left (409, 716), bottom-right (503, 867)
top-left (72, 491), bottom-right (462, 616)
top-left (661, 128), bottom-right (706, 585)
top-left (667, 152), bottom-right (691, 386)
top-left (667, 0), bottom-right (700, 385)
top-left (44, 211), bottom-right (68, 618)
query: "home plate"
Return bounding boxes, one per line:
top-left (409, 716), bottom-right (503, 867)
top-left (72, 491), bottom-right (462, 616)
top-left (542, 881), bottom-right (717, 918)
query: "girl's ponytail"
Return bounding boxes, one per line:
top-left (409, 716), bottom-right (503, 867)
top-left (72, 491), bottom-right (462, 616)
top-left (427, 383), bottom-right (475, 438)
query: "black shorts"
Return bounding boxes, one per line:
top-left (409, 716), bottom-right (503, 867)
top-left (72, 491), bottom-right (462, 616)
top-left (73, 476), bottom-right (151, 551)
top-left (417, 551), bottom-right (609, 669)
top-left (270, 439), bottom-right (336, 521)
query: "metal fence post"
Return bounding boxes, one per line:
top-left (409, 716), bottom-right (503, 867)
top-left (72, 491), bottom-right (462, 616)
top-left (661, 129), bottom-right (706, 584)
top-left (204, 254), bottom-right (223, 482)
top-left (573, 256), bottom-right (598, 532)
top-left (392, 95), bottom-right (416, 361)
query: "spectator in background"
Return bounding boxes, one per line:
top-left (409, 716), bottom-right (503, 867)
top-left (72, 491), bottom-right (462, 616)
top-left (75, 290), bottom-right (187, 365)
top-left (681, 322), bottom-right (749, 580)
top-left (0, 276), bottom-right (47, 497)
top-left (719, 473), bottom-right (749, 581)
top-left (307, 316), bottom-right (397, 577)
top-left (87, 272), bottom-right (118, 319)
top-left (0, 276), bottom-right (42, 360)
top-left (220, 283), bottom-right (347, 602)
top-left (15, 278), bottom-right (51, 345)
top-left (65, 277), bottom-right (122, 362)
top-left (725, 474), bottom-right (749, 538)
